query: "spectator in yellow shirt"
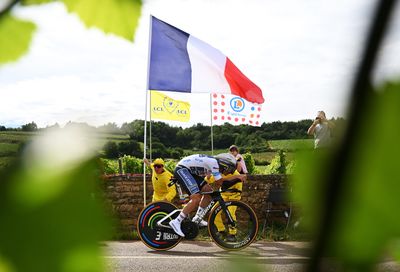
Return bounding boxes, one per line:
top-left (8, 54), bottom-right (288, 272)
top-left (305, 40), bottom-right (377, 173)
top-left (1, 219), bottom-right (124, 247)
top-left (143, 158), bottom-right (176, 202)
top-left (206, 170), bottom-right (245, 242)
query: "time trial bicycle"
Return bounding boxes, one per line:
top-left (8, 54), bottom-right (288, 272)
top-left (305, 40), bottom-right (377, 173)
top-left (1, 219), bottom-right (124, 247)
top-left (137, 180), bottom-right (258, 251)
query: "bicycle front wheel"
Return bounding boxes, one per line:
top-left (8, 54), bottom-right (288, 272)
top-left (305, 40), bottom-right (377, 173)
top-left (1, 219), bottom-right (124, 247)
top-left (208, 200), bottom-right (258, 250)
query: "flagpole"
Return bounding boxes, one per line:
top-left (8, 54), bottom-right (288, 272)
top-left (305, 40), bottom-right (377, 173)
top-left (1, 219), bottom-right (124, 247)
top-left (143, 15), bottom-right (154, 207)
top-left (149, 91), bottom-right (152, 161)
top-left (143, 90), bottom-right (148, 207)
top-left (210, 93), bottom-right (214, 155)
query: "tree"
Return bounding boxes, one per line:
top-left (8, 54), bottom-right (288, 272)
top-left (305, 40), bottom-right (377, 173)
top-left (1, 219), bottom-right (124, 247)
top-left (21, 121), bottom-right (38, 132)
top-left (118, 141), bottom-right (142, 158)
top-left (97, 122), bottom-right (121, 134)
top-left (103, 141), bottom-right (118, 159)
top-left (151, 141), bottom-right (168, 158)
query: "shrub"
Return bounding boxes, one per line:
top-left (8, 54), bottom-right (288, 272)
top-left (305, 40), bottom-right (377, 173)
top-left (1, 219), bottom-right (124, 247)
top-left (164, 160), bottom-right (177, 173)
top-left (265, 150), bottom-right (286, 174)
top-left (122, 155), bottom-right (143, 174)
top-left (243, 153), bottom-right (256, 174)
top-left (99, 158), bottom-right (119, 175)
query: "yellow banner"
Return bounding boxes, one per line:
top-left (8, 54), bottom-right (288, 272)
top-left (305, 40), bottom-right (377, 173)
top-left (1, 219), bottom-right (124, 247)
top-left (150, 91), bottom-right (190, 122)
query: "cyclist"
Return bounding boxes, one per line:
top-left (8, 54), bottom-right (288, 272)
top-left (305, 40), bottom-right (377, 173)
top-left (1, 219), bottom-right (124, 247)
top-left (143, 158), bottom-right (176, 202)
top-left (169, 153), bottom-right (245, 237)
top-left (206, 169), bottom-right (245, 242)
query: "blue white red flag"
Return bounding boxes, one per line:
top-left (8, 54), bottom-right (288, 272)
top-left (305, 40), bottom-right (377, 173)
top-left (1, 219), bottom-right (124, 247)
top-left (148, 16), bottom-right (265, 104)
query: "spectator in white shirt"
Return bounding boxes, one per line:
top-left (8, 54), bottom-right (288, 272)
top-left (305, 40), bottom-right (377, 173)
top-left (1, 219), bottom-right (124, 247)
top-left (229, 145), bottom-right (248, 174)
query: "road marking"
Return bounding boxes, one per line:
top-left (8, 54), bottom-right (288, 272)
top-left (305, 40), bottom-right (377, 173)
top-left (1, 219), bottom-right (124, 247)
top-left (104, 256), bottom-right (309, 260)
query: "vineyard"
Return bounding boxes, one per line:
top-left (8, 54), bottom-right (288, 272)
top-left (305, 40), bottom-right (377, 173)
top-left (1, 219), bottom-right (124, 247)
top-left (0, 130), bottom-right (313, 173)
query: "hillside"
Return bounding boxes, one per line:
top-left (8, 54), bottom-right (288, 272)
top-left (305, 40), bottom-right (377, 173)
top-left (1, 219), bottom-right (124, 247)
top-left (0, 130), bottom-right (313, 170)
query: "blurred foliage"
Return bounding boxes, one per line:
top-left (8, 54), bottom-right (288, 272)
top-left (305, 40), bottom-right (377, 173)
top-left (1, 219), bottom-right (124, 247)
top-left (21, 0), bottom-right (55, 4)
top-left (292, 79), bottom-right (400, 269)
top-left (0, 156), bottom-right (111, 271)
top-left (0, 0), bottom-right (142, 65)
top-left (226, 256), bottom-right (265, 272)
top-left (0, 13), bottom-right (36, 64)
top-left (62, 0), bottom-right (142, 41)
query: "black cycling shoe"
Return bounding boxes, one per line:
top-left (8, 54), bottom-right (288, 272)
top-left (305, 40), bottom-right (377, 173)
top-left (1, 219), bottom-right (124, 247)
top-left (225, 234), bottom-right (237, 243)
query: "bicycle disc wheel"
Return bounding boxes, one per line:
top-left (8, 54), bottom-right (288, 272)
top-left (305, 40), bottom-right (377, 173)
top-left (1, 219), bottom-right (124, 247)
top-left (208, 200), bottom-right (258, 250)
top-left (137, 201), bottom-right (182, 251)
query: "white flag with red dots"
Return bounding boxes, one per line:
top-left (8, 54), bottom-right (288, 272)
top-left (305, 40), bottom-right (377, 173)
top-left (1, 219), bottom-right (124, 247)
top-left (211, 93), bottom-right (263, 126)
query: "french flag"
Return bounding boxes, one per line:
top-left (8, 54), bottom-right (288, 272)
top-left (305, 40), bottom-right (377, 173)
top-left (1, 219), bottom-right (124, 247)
top-left (148, 16), bottom-right (265, 104)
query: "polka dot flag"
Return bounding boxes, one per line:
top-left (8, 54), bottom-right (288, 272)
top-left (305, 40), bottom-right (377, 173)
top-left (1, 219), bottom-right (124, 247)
top-left (211, 93), bottom-right (263, 126)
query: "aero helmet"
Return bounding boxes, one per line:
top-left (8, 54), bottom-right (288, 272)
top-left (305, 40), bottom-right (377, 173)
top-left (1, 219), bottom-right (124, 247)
top-left (214, 153), bottom-right (237, 174)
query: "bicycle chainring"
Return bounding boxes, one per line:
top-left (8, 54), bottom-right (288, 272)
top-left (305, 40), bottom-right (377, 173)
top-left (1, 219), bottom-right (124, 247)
top-left (181, 220), bottom-right (199, 240)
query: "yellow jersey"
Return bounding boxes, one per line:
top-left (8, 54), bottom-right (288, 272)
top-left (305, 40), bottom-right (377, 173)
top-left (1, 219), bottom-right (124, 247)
top-left (205, 170), bottom-right (242, 200)
top-left (151, 164), bottom-right (176, 202)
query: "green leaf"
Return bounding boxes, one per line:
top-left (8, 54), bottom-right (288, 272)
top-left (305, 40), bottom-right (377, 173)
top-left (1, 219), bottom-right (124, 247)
top-left (21, 0), bottom-right (55, 5)
top-left (0, 129), bottom-right (111, 271)
top-left (292, 80), bottom-right (400, 269)
top-left (0, 13), bottom-right (36, 64)
top-left (328, 81), bottom-right (400, 266)
top-left (62, 0), bottom-right (142, 41)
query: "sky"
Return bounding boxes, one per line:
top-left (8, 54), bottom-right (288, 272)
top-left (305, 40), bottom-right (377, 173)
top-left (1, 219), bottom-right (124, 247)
top-left (1, 0), bottom-right (399, 128)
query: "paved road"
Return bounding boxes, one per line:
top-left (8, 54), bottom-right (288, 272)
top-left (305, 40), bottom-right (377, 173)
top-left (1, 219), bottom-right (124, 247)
top-left (103, 240), bottom-right (310, 272)
top-left (103, 241), bottom-right (400, 272)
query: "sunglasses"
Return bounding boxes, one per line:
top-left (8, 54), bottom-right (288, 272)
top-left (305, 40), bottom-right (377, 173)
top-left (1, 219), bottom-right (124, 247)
top-left (154, 164), bottom-right (163, 169)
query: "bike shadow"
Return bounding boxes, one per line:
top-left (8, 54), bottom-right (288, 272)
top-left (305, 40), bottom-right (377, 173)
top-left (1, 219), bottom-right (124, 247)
top-left (249, 241), bottom-right (311, 265)
top-left (147, 241), bottom-right (311, 265)
top-left (147, 240), bottom-right (253, 258)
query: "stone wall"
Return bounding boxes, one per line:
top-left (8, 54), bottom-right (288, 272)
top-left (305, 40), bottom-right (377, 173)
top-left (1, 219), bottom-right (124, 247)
top-left (101, 174), bottom-right (289, 235)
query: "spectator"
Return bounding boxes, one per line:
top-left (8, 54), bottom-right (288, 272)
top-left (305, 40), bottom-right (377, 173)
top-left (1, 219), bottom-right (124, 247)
top-left (307, 111), bottom-right (335, 149)
top-left (229, 145), bottom-right (248, 174)
top-left (143, 158), bottom-right (176, 202)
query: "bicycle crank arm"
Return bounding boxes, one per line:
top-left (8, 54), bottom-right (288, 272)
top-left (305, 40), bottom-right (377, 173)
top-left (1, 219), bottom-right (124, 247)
top-left (156, 209), bottom-right (182, 228)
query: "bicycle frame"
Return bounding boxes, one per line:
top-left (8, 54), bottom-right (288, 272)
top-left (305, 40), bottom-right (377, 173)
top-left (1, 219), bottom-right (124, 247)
top-left (202, 191), bottom-right (237, 227)
top-left (156, 189), bottom-right (237, 231)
